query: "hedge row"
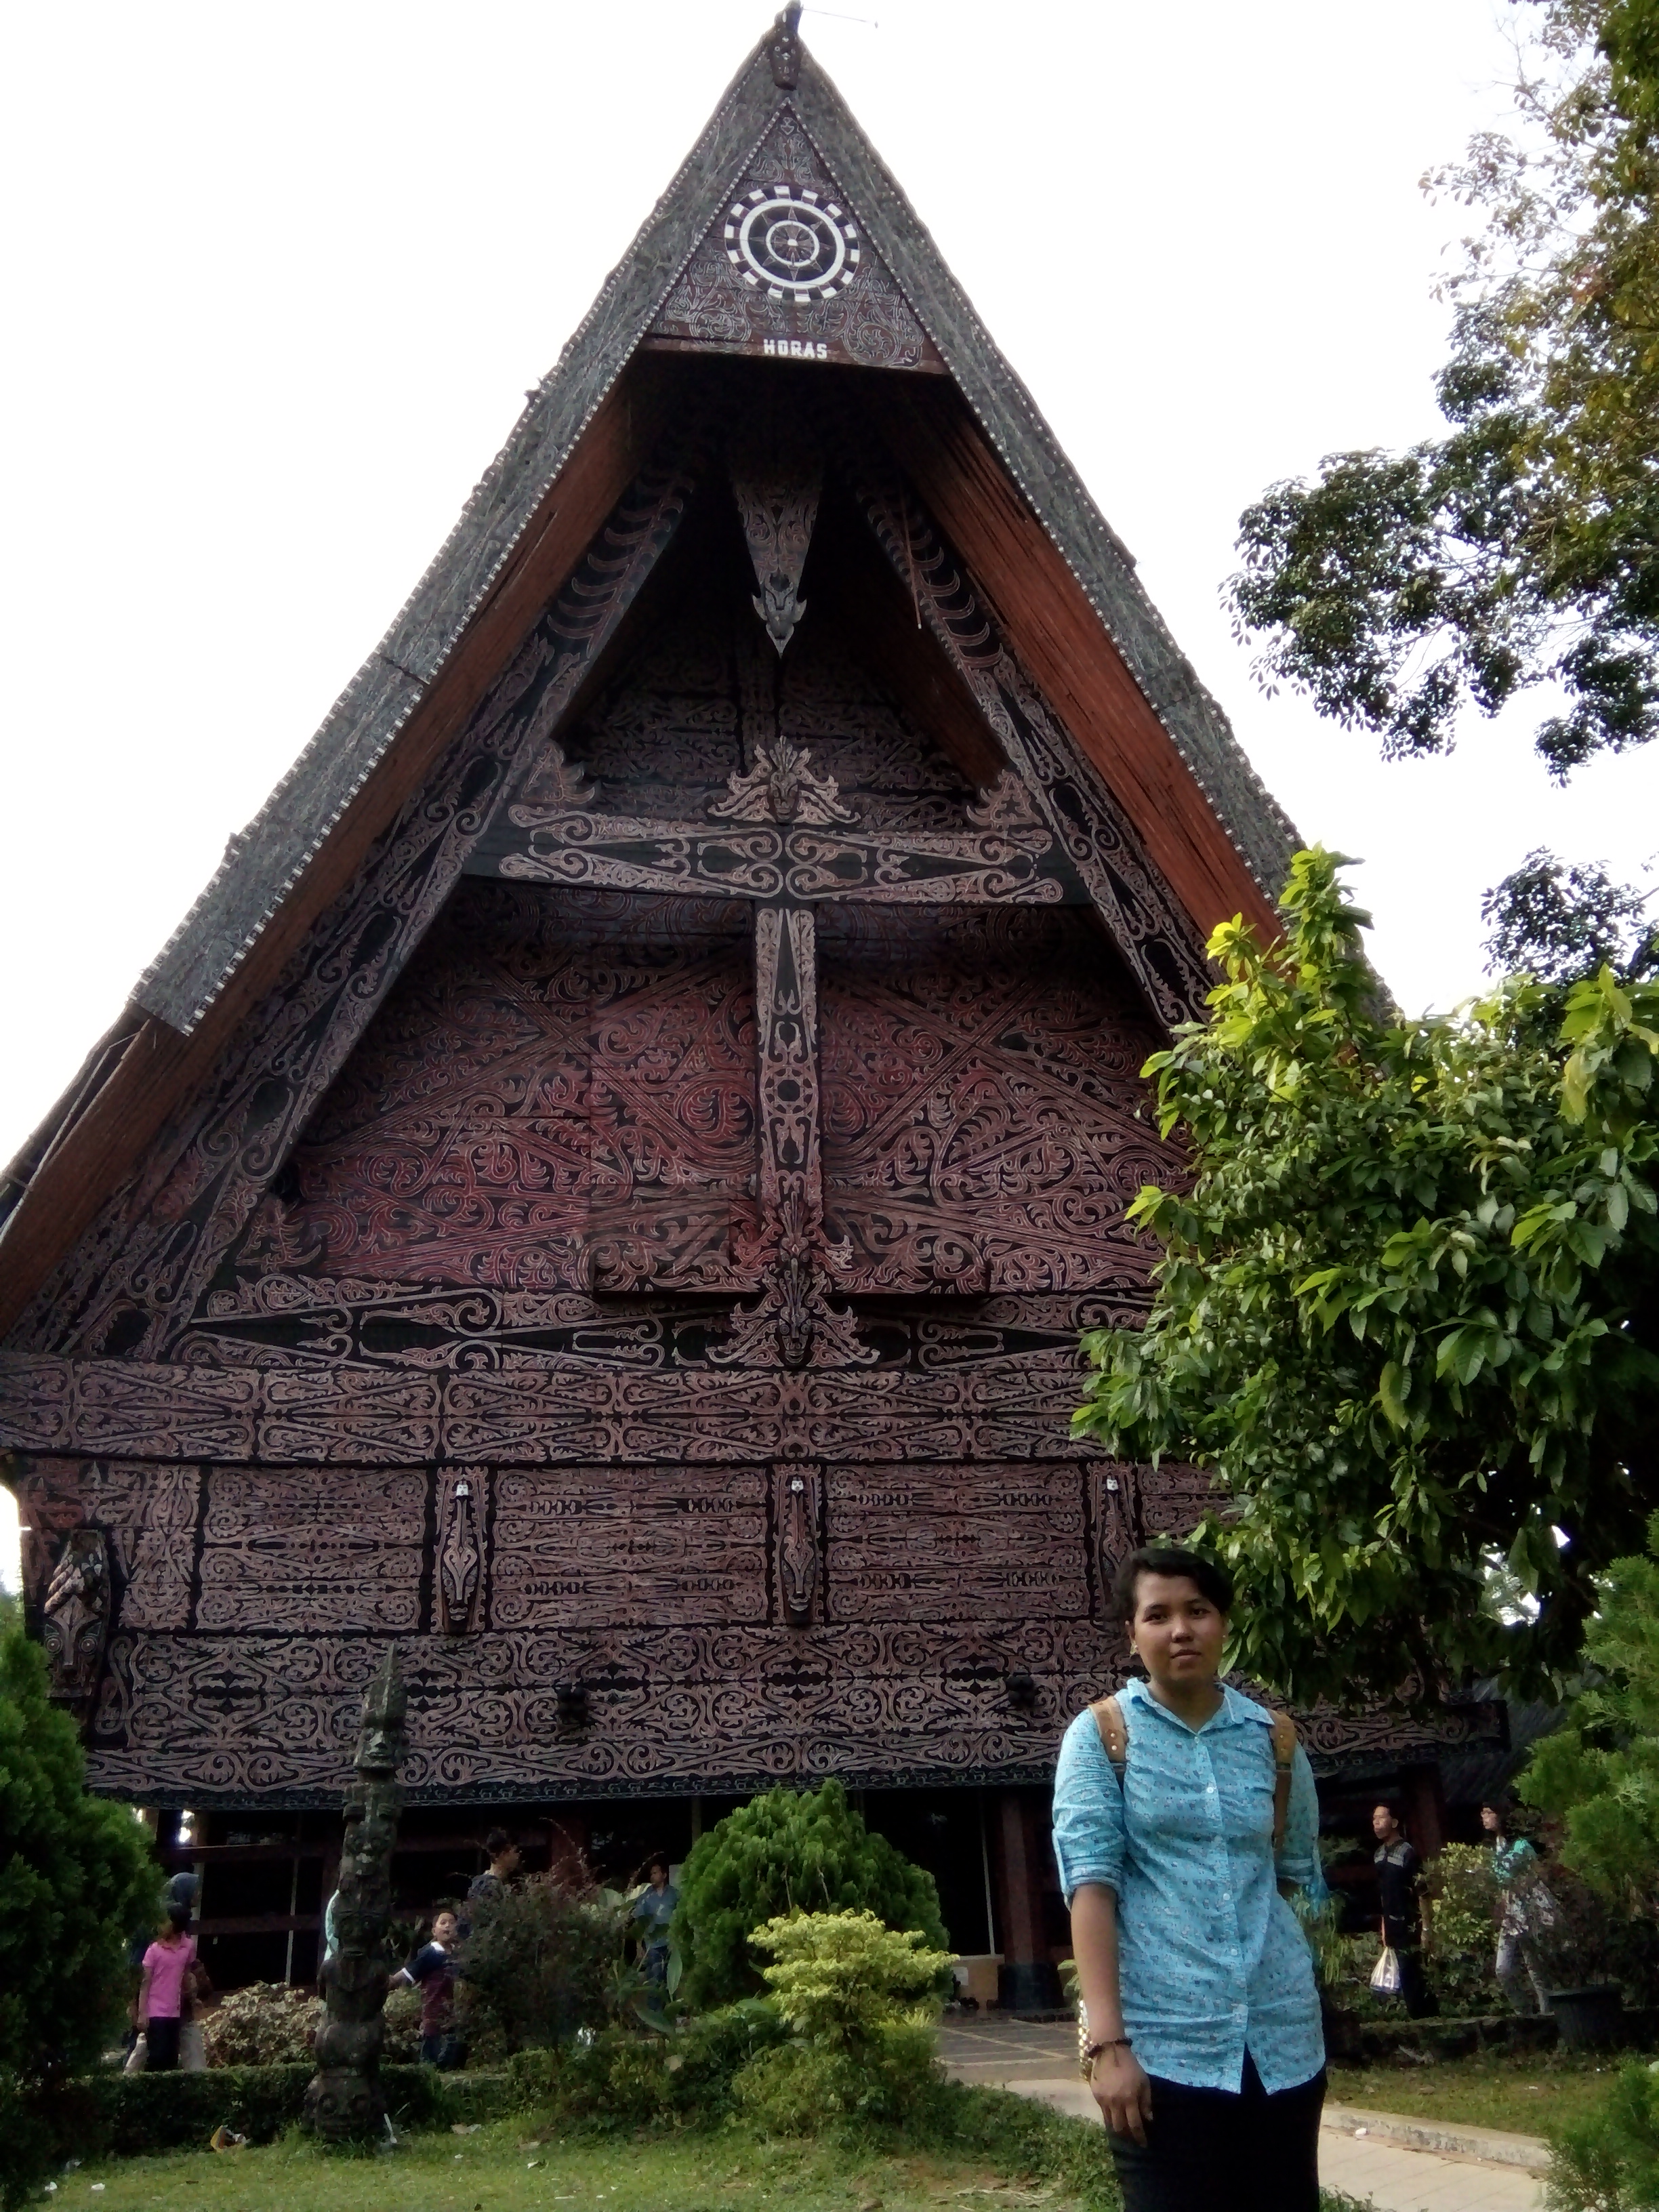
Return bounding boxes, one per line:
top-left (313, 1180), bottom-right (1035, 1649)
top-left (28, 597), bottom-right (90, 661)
top-left (14, 2064), bottom-right (514, 2165)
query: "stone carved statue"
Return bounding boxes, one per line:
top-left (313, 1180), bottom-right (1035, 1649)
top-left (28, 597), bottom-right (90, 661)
top-left (304, 1647), bottom-right (407, 2141)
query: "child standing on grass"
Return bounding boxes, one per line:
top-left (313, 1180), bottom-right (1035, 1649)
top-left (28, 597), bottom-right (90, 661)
top-left (136, 1903), bottom-right (197, 2072)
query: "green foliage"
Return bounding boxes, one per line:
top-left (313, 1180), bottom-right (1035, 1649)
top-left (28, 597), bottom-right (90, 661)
top-left (1483, 851), bottom-right (1656, 987)
top-left (201, 1982), bottom-right (321, 2068)
top-left (0, 2060), bottom-right (493, 2191)
top-left (1425, 1845), bottom-right (1504, 2013)
top-left (674, 1783), bottom-right (949, 2011)
top-left (505, 2002), bottom-right (790, 2133)
top-left (456, 1873), bottom-right (634, 2056)
top-left (732, 2021), bottom-right (941, 2137)
top-left (1229, 1), bottom-right (1659, 780)
top-left (750, 1910), bottom-right (951, 2049)
top-left (1073, 848), bottom-right (1659, 1703)
top-left (0, 1620), bottom-right (160, 2205)
top-left (1525, 1513), bottom-right (1659, 1918)
top-left (1546, 2056), bottom-right (1659, 2211)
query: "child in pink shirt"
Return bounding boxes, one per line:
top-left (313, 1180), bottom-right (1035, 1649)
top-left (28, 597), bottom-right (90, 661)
top-left (138, 1906), bottom-right (197, 2072)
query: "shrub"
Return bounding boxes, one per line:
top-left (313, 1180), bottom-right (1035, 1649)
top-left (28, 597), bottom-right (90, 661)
top-left (750, 1910), bottom-right (951, 2046)
top-left (458, 1873), bottom-right (638, 2055)
top-left (505, 2001), bottom-right (788, 2133)
top-left (733, 2020), bottom-right (941, 2135)
top-left (1425, 1844), bottom-right (1502, 2014)
top-left (1548, 2059), bottom-right (1659, 2211)
top-left (202, 1982), bottom-right (321, 2067)
top-left (675, 1782), bottom-right (949, 2010)
top-left (0, 1621), bottom-right (161, 2207)
top-left (1533, 1865), bottom-right (1659, 2006)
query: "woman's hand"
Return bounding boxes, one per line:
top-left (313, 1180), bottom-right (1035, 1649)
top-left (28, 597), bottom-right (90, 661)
top-left (1090, 2043), bottom-right (1153, 2144)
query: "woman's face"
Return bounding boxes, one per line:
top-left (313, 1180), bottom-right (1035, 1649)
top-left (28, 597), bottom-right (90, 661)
top-left (1480, 1805), bottom-right (1502, 1835)
top-left (1128, 1572), bottom-right (1227, 1687)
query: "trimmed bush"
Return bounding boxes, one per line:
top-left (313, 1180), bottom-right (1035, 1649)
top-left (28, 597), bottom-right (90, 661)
top-left (506, 2001), bottom-right (788, 2133)
top-left (675, 1782), bottom-right (949, 2010)
top-left (750, 1909), bottom-right (951, 2045)
top-left (733, 2020), bottom-right (941, 2135)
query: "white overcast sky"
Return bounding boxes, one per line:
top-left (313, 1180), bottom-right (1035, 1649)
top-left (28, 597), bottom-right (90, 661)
top-left (2, 1), bottom-right (1656, 1590)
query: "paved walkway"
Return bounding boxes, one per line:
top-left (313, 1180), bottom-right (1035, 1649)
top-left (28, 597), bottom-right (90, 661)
top-left (937, 2018), bottom-right (1548, 2211)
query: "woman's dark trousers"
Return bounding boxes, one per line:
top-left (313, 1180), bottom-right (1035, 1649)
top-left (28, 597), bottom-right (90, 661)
top-left (1106, 2055), bottom-right (1326, 2212)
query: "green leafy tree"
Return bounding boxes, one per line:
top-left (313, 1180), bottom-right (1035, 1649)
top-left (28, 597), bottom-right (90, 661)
top-left (0, 1622), bottom-right (159, 2207)
top-left (1229, 0), bottom-right (1659, 780)
top-left (1073, 848), bottom-right (1659, 1705)
top-left (1523, 1510), bottom-right (1659, 1910)
top-left (1482, 850), bottom-right (1656, 985)
top-left (674, 1782), bottom-right (949, 2011)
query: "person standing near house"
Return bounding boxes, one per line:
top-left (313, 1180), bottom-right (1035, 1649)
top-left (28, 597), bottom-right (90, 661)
top-left (135, 1903), bottom-right (197, 2072)
top-left (390, 1907), bottom-right (463, 2069)
top-left (1053, 1545), bottom-right (1326, 2212)
top-left (466, 1828), bottom-right (521, 1919)
top-left (1481, 1801), bottom-right (1557, 2013)
top-left (1371, 1802), bottom-right (1437, 2019)
top-left (632, 1856), bottom-right (679, 1993)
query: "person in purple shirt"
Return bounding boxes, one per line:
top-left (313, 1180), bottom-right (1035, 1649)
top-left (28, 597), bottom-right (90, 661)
top-left (1053, 1545), bottom-right (1325, 2212)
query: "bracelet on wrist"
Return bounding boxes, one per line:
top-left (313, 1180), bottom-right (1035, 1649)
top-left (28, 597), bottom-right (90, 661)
top-left (1080, 2035), bottom-right (1133, 2078)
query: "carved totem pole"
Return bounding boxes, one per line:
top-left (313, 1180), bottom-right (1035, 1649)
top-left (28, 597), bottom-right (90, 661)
top-left (305, 1647), bottom-right (408, 2141)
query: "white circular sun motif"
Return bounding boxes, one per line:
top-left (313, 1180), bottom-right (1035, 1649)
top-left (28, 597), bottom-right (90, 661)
top-left (724, 185), bottom-right (861, 303)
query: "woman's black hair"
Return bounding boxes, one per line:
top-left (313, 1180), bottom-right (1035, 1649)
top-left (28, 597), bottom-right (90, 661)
top-left (484, 1826), bottom-right (512, 1856)
top-left (1112, 1544), bottom-right (1234, 1623)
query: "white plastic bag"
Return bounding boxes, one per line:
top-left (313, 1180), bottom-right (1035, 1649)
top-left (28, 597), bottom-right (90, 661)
top-left (1370, 1944), bottom-right (1403, 1996)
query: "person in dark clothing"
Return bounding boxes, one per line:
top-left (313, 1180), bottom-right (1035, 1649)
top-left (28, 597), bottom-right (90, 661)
top-left (465, 1828), bottom-right (520, 1919)
top-left (390, 1908), bottom-right (464, 2068)
top-left (1372, 1803), bottom-right (1437, 2019)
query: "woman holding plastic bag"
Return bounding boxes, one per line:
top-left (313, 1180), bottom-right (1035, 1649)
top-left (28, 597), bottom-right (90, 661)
top-left (1053, 1546), bottom-right (1327, 2212)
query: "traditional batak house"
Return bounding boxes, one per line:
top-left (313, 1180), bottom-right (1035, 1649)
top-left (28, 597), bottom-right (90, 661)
top-left (1, 9), bottom-right (1494, 2000)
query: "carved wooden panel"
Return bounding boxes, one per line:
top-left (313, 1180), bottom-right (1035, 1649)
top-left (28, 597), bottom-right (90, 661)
top-left (836, 428), bottom-right (1216, 1028)
top-left (226, 887), bottom-right (760, 1298)
top-left (773, 1462), bottom-right (824, 1626)
top-left (197, 1469), bottom-right (426, 1633)
top-left (818, 906), bottom-right (1179, 1294)
top-left (436, 1469), bottom-right (486, 1634)
top-left (12, 1454), bottom-right (199, 1631)
top-left (825, 1462), bottom-right (1088, 1624)
top-left (489, 1467), bottom-right (769, 1630)
top-left (22, 452), bottom-right (702, 1366)
top-left (646, 110), bottom-right (945, 374)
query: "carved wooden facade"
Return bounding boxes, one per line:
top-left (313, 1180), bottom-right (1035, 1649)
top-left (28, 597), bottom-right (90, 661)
top-left (1, 14), bottom-right (1494, 1825)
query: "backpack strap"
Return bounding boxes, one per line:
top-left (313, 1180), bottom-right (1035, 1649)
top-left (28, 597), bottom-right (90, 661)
top-left (1269, 1709), bottom-right (1298, 1856)
top-left (1090, 1694), bottom-right (1128, 1782)
top-left (1091, 1695), bottom-right (1298, 1855)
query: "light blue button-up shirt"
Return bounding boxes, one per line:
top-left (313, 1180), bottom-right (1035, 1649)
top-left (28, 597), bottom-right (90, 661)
top-left (1052, 1678), bottom-right (1324, 2095)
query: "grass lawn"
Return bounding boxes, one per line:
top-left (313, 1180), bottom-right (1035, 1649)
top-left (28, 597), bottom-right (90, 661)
top-left (1328, 2046), bottom-right (1629, 2137)
top-left (61, 2118), bottom-right (1095, 2212)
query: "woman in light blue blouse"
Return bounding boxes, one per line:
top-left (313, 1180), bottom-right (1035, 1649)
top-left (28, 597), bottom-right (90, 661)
top-left (1052, 1545), bottom-right (1325, 2212)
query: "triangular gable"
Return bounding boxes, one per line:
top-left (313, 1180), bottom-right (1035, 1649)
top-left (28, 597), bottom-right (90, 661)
top-left (129, 10), bottom-right (1290, 1044)
top-left (0, 9), bottom-right (1296, 1339)
top-left (646, 107), bottom-right (943, 373)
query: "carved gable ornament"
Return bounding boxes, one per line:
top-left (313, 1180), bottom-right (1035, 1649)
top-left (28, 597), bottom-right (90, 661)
top-left (647, 108), bottom-right (943, 372)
